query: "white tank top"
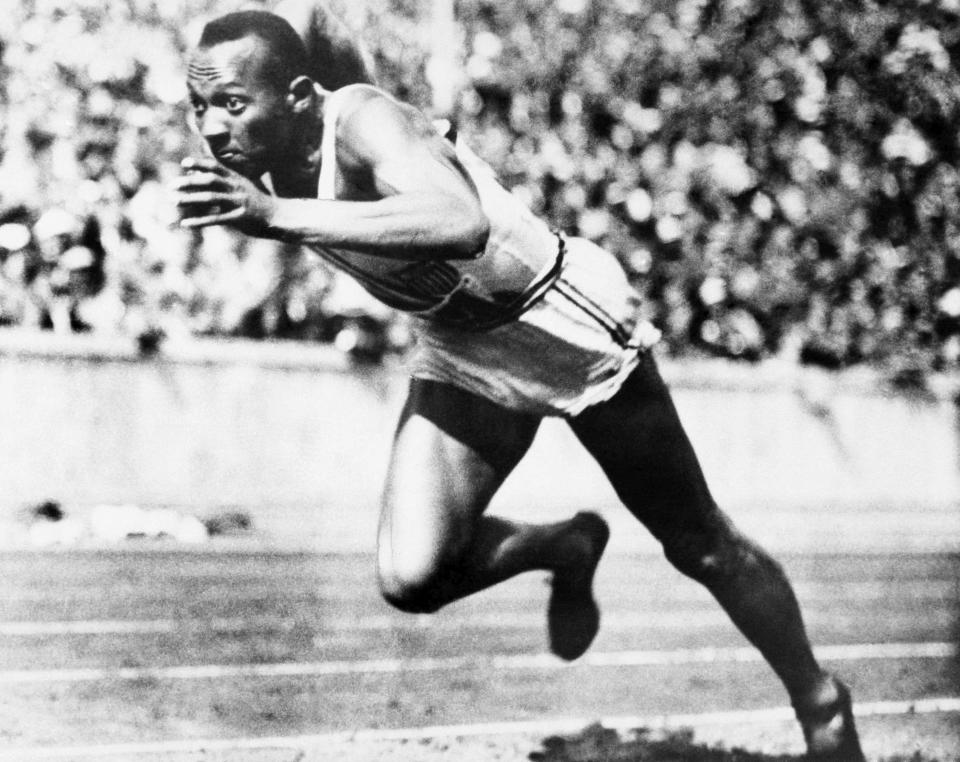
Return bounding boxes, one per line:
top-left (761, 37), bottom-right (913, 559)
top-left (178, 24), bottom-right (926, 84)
top-left (305, 84), bottom-right (563, 330)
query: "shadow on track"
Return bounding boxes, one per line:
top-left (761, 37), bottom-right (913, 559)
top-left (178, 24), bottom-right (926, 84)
top-left (528, 723), bottom-right (947, 762)
top-left (529, 724), bottom-right (796, 761)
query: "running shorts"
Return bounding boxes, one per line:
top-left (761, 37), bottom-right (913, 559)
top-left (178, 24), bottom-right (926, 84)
top-left (408, 236), bottom-right (661, 417)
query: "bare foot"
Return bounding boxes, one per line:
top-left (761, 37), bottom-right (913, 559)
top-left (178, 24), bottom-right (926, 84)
top-left (547, 512), bottom-right (609, 661)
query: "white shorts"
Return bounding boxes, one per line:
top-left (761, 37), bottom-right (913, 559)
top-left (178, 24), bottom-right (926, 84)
top-left (408, 236), bottom-right (661, 417)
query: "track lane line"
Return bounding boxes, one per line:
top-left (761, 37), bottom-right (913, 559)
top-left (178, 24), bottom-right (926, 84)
top-left (0, 642), bottom-right (954, 684)
top-left (0, 578), bottom-right (954, 604)
top-left (0, 598), bottom-right (955, 637)
top-left (0, 697), bottom-right (957, 760)
top-left (0, 610), bottom-right (807, 635)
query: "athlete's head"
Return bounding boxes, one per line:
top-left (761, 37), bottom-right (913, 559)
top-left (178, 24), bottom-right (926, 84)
top-left (187, 11), bottom-right (314, 179)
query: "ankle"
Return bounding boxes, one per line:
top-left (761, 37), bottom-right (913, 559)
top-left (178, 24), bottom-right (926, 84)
top-left (550, 512), bottom-right (607, 575)
top-left (791, 672), bottom-right (840, 718)
top-left (792, 675), bottom-right (864, 759)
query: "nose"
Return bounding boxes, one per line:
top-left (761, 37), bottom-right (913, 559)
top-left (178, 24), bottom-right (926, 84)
top-left (198, 109), bottom-right (229, 144)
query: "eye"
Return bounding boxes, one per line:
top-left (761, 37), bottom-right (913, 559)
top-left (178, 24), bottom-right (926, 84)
top-left (190, 99), bottom-right (206, 117)
top-left (225, 96), bottom-right (247, 115)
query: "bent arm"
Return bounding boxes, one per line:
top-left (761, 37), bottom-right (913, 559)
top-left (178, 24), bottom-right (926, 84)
top-left (269, 195), bottom-right (488, 260)
top-left (269, 92), bottom-right (489, 260)
top-left (177, 89), bottom-right (490, 260)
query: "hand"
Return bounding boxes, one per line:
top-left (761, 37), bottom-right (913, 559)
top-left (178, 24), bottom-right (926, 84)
top-left (173, 158), bottom-right (278, 238)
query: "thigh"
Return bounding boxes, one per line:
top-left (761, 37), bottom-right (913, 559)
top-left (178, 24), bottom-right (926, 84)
top-left (566, 352), bottom-right (717, 540)
top-left (379, 378), bottom-right (541, 570)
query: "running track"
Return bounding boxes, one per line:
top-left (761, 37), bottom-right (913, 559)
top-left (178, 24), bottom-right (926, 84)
top-left (0, 546), bottom-right (957, 759)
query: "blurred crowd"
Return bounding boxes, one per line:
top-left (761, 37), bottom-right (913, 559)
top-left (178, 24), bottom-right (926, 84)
top-left (0, 0), bottom-right (398, 359)
top-left (0, 0), bottom-right (958, 375)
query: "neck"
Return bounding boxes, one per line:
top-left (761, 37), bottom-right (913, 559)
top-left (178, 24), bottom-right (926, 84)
top-left (271, 104), bottom-right (324, 197)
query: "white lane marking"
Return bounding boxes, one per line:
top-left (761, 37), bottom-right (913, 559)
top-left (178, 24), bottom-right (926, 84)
top-left (0, 579), bottom-right (954, 604)
top-left (0, 642), bottom-right (954, 685)
top-left (0, 604), bottom-right (955, 637)
top-left (0, 612), bottom-right (687, 635)
top-left (0, 617), bottom-right (299, 636)
top-left (0, 697), bottom-right (958, 760)
top-left (0, 611), bottom-right (733, 636)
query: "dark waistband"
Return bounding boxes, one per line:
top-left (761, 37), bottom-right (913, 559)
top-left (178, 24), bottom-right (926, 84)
top-left (426, 233), bottom-right (566, 332)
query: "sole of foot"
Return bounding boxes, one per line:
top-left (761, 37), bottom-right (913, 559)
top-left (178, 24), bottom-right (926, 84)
top-left (547, 511), bottom-right (610, 662)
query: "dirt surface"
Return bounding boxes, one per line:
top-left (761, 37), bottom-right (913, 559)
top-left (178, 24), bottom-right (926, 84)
top-left (0, 544), bottom-right (957, 761)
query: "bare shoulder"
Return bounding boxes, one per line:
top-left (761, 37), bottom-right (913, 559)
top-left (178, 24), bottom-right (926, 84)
top-left (332, 85), bottom-right (448, 165)
top-left (326, 86), bottom-right (473, 202)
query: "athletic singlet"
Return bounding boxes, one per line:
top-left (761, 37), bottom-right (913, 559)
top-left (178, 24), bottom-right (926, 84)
top-left (292, 84), bottom-right (563, 331)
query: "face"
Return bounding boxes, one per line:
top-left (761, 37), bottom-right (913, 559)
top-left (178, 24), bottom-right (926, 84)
top-left (187, 36), bottom-right (294, 179)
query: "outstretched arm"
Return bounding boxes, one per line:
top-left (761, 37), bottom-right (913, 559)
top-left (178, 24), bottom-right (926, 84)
top-left (272, 0), bottom-right (375, 89)
top-left (174, 89), bottom-right (489, 261)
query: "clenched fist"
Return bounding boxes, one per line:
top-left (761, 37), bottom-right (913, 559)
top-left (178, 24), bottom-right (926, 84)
top-left (173, 158), bottom-right (279, 238)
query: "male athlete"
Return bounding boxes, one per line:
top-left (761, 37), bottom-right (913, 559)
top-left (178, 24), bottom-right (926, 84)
top-left (174, 10), bottom-right (865, 759)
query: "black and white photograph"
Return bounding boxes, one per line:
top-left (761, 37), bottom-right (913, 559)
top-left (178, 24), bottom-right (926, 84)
top-left (0, 1), bottom-right (958, 759)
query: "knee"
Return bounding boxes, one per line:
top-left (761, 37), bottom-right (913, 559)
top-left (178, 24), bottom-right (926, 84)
top-left (660, 514), bottom-right (776, 584)
top-left (377, 554), bottom-right (446, 614)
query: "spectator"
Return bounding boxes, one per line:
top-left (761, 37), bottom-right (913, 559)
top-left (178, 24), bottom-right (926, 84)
top-left (0, 0), bottom-right (956, 377)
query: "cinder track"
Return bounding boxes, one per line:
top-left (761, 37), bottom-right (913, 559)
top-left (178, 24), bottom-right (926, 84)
top-left (0, 547), bottom-right (957, 759)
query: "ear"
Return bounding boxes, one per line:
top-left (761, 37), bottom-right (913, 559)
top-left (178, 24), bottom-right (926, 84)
top-left (286, 76), bottom-right (315, 114)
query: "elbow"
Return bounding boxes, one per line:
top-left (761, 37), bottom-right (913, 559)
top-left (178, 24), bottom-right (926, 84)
top-left (453, 208), bottom-right (489, 259)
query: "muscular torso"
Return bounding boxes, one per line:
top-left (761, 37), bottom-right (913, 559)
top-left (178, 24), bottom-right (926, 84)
top-left (280, 85), bottom-right (562, 328)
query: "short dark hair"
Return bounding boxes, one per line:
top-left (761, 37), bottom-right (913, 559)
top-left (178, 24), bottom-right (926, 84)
top-left (198, 11), bottom-right (309, 89)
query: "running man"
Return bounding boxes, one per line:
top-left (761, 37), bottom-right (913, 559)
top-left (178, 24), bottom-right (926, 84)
top-left (174, 11), bottom-right (865, 759)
